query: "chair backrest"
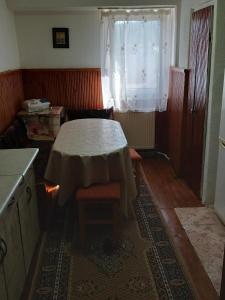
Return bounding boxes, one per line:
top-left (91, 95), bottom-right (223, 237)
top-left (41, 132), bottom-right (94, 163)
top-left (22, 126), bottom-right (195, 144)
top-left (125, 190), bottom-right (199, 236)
top-left (0, 117), bottom-right (29, 149)
top-left (66, 107), bottom-right (114, 121)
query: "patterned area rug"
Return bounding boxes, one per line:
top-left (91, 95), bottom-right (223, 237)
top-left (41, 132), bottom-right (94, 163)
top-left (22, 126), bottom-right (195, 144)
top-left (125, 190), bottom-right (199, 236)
top-left (175, 207), bottom-right (225, 294)
top-left (30, 181), bottom-right (195, 300)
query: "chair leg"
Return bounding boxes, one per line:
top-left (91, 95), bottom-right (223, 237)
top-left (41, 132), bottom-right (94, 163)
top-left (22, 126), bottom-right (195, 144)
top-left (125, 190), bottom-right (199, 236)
top-left (134, 161), bottom-right (141, 195)
top-left (112, 202), bottom-right (118, 239)
top-left (78, 202), bottom-right (86, 247)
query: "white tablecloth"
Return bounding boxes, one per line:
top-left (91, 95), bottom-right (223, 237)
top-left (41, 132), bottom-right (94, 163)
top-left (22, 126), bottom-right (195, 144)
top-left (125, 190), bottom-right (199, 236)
top-left (44, 119), bottom-right (137, 216)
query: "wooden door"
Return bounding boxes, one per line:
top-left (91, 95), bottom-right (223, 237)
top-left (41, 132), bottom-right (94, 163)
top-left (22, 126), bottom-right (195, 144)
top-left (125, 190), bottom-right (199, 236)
top-left (183, 6), bottom-right (213, 196)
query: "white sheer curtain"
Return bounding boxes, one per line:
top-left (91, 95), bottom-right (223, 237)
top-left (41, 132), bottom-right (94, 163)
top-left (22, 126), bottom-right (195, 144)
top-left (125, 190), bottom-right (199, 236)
top-left (101, 9), bottom-right (176, 112)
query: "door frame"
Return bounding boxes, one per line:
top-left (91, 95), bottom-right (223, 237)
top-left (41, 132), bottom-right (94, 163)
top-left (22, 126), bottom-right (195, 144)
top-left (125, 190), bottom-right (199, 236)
top-left (193, 1), bottom-right (215, 12)
top-left (201, 0), bottom-right (225, 206)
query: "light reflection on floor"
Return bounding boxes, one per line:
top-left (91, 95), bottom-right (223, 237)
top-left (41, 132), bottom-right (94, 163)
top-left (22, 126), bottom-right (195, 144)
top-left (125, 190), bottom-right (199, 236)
top-left (175, 207), bottom-right (225, 295)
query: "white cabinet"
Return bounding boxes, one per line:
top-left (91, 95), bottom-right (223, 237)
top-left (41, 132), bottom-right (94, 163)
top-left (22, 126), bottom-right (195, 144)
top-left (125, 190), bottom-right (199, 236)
top-left (215, 74), bottom-right (225, 223)
top-left (0, 148), bottom-right (39, 300)
top-left (18, 169), bottom-right (40, 272)
top-left (0, 255), bottom-right (7, 300)
top-left (0, 200), bottom-right (26, 300)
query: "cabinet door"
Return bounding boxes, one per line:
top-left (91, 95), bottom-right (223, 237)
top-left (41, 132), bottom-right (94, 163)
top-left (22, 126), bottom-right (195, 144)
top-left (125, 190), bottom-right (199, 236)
top-left (18, 169), bottom-right (40, 273)
top-left (0, 263), bottom-right (7, 300)
top-left (0, 201), bottom-right (26, 300)
top-left (28, 169), bottom-right (40, 242)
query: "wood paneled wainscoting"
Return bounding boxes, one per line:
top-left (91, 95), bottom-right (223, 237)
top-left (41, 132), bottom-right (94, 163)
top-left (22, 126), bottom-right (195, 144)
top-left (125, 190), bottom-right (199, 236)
top-left (167, 67), bottom-right (190, 176)
top-left (22, 69), bottom-right (103, 109)
top-left (0, 68), bottom-right (157, 149)
top-left (21, 69), bottom-right (157, 148)
top-left (0, 70), bottom-right (24, 133)
top-left (155, 67), bottom-right (190, 171)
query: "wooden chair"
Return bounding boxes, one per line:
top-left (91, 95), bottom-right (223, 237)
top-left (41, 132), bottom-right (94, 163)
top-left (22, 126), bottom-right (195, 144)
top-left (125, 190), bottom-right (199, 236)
top-left (129, 148), bottom-right (142, 195)
top-left (75, 182), bottom-right (120, 246)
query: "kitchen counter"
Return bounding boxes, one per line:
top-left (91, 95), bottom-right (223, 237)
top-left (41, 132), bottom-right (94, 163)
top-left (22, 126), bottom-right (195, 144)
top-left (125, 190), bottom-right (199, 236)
top-left (0, 148), bottom-right (39, 216)
top-left (0, 148), bottom-right (38, 176)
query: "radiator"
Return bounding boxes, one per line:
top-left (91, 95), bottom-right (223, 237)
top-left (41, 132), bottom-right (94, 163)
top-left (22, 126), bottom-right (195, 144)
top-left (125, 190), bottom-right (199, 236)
top-left (114, 112), bottom-right (155, 149)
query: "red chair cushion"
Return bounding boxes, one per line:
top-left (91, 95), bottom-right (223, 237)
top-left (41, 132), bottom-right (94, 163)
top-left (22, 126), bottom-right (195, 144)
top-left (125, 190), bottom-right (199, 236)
top-left (76, 182), bottom-right (120, 201)
top-left (129, 148), bottom-right (142, 161)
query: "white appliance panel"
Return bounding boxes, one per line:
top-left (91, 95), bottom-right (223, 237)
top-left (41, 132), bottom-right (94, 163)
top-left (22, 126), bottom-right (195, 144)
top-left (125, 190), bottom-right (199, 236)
top-left (220, 83), bottom-right (225, 137)
top-left (215, 72), bottom-right (225, 223)
top-left (215, 143), bottom-right (225, 223)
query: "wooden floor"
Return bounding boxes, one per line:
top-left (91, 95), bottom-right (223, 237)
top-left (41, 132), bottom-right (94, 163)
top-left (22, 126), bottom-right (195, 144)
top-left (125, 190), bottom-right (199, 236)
top-left (142, 157), bottom-right (219, 300)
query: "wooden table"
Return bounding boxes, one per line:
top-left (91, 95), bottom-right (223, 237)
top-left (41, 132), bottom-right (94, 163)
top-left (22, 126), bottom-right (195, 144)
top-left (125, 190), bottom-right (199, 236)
top-left (44, 119), bottom-right (137, 217)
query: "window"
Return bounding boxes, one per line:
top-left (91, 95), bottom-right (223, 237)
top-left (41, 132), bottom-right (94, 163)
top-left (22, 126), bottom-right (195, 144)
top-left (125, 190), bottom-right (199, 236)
top-left (101, 9), bottom-right (176, 112)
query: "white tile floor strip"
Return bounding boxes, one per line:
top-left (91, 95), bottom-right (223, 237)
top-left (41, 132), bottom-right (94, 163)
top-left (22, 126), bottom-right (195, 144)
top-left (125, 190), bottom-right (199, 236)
top-left (175, 207), bottom-right (225, 295)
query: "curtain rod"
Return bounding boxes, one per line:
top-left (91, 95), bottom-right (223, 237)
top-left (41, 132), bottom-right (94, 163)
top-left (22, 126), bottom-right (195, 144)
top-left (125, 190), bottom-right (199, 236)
top-left (98, 6), bottom-right (175, 10)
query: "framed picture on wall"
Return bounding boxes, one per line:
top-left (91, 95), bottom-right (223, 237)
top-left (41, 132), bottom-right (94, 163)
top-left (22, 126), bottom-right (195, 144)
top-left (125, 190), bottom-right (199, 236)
top-left (52, 28), bottom-right (69, 48)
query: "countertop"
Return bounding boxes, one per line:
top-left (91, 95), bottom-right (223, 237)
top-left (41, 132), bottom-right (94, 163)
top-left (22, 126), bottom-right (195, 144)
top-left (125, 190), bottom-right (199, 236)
top-left (0, 148), bottom-right (39, 176)
top-left (0, 148), bottom-right (39, 216)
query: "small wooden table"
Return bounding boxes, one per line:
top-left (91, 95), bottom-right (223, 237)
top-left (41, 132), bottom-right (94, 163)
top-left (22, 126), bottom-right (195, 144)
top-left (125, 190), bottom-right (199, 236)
top-left (44, 119), bottom-right (137, 217)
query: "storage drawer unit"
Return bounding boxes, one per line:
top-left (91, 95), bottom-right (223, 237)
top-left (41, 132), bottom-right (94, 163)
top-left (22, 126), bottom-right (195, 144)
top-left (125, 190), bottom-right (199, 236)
top-left (18, 106), bottom-right (64, 140)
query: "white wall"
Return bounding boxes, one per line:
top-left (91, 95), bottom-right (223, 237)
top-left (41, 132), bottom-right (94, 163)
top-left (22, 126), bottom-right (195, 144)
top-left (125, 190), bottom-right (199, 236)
top-left (15, 11), bottom-right (100, 68)
top-left (0, 0), bottom-right (20, 71)
top-left (14, 0), bottom-right (180, 69)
